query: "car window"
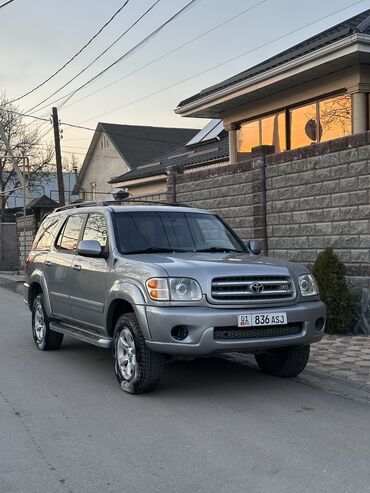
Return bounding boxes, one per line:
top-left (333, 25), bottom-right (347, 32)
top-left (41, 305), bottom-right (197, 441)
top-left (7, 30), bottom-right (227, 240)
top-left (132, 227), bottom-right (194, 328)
top-left (32, 216), bottom-right (60, 250)
top-left (56, 214), bottom-right (85, 252)
top-left (82, 213), bottom-right (108, 248)
top-left (114, 212), bottom-right (244, 253)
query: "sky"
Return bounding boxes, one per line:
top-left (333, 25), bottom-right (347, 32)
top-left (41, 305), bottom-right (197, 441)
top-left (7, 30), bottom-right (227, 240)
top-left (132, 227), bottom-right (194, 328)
top-left (1, 0), bottom-right (369, 164)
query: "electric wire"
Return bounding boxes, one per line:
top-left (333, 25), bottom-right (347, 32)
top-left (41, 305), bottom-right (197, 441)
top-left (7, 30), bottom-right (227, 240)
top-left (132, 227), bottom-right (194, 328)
top-left (26, 0), bottom-right (161, 114)
top-left (79, 0), bottom-right (368, 123)
top-left (29, 0), bottom-right (199, 114)
top-left (30, 0), bottom-right (267, 115)
top-left (8, 0), bottom-right (131, 104)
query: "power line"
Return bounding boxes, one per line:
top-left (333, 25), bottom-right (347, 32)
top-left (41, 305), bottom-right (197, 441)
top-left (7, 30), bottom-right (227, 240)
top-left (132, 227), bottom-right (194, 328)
top-left (78, 0), bottom-right (368, 124)
top-left (0, 0), bottom-right (14, 9)
top-left (27, 0), bottom-right (162, 114)
top-left (31, 0), bottom-right (267, 115)
top-left (30, 0), bottom-right (199, 114)
top-left (8, 0), bottom-right (131, 104)
top-left (6, 108), bottom-right (199, 147)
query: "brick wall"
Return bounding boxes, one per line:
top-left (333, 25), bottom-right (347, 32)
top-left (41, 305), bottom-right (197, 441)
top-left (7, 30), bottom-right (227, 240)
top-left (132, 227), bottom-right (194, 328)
top-left (170, 132), bottom-right (370, 285)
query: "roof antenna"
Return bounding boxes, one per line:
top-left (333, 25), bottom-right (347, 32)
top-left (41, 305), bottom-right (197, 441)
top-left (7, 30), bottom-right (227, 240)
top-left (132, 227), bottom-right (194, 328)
top-left (113, 190), bottom-right (130, 201)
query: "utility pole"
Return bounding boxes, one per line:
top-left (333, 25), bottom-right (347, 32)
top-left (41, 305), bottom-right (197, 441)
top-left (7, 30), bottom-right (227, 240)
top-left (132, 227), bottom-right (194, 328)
top-left (52, 107), bottom-right (65, 206)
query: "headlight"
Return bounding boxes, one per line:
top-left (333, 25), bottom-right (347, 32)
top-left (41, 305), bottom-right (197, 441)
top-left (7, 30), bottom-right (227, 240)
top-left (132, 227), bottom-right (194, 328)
top-left (299, 274), bottom-right (318, 296)
top-left (169, 278), bottom-right (202, 301)
top-left (146, 278), bottom-right (202, 301)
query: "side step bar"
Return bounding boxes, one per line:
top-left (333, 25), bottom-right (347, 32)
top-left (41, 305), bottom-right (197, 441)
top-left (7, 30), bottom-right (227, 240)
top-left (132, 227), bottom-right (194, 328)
top-left (50, 321), bottom-right (112, 349)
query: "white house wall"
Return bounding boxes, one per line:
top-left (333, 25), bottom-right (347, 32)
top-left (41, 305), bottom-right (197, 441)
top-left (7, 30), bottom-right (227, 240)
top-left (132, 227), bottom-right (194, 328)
top-left (80, 133), bottom-right (128, 200)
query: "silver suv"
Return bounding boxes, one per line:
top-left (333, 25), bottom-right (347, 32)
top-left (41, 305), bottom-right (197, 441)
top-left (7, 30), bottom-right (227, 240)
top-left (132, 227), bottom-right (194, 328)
top-left (24, 202), bottom-right (325, 393)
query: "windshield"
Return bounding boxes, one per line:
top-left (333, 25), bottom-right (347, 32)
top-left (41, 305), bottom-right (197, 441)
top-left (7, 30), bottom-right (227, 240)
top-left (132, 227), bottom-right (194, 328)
top-left (113, 211), bottom-right (246, 254)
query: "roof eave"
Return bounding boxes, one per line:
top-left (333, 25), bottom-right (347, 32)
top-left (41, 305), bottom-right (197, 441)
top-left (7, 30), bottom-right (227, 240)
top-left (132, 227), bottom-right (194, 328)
top-left (175, 33), bottom-right (370, 118)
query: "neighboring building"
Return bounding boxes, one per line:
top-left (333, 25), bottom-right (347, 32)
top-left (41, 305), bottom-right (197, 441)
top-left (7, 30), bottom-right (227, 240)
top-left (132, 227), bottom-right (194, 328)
top-left (109, 120), bottom-right (228, 198)
top-left (76, 123), bottom-right (198, 200)
top-left (6, 172), bottom-right (78, 209)
top-left (176, 9), bottom-right (370, 162)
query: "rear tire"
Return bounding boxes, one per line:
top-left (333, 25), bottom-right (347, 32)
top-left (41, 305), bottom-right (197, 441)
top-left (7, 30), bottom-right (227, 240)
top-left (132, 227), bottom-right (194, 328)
top-left (113, 313), bottom-right (164, 394)
top-left (32, 294), bottom-right (64, 350)
top-left (255, 345), bottom-right (310, 377)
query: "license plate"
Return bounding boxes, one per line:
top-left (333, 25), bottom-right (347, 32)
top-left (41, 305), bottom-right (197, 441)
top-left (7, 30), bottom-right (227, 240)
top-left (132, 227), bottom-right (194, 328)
top-left (238, 312), bottom-right (287, 327)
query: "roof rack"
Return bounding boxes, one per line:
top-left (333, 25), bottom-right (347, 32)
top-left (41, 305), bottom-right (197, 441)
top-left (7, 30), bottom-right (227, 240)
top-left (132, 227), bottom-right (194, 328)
top-left (54, 199), bottom-right (190, 212)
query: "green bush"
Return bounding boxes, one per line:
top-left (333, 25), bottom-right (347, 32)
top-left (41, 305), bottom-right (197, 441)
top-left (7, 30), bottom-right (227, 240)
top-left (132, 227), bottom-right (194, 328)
top-left (312, 247), bottom-right (351, 335)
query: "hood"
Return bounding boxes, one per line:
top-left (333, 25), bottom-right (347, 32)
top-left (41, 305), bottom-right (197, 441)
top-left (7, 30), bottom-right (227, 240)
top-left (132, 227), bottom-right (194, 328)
top-left (125, 251), bottom-right (308, 279)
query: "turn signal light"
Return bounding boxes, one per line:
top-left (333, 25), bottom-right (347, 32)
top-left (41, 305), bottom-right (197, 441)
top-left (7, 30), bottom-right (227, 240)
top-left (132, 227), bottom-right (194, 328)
top-left (146, 278), bottom-right (169, 300)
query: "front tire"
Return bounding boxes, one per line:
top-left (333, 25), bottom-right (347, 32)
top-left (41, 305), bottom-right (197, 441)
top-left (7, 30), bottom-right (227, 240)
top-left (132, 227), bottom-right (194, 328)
top-left (113, 313), bottom-right (164, 394)
top-left (255, 345), bottom-right (310, 377)
top-left (32, 294), bottom-right (64, 350)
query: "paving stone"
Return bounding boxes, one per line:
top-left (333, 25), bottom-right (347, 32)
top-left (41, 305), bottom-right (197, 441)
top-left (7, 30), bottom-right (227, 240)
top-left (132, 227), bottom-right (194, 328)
top-left (308, 335), bottom-right (370, 386)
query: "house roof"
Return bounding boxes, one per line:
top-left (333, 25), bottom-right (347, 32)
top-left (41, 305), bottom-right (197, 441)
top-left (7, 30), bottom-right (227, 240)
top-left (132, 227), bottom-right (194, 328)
top-left (77, 123), bottom-right (198, 187)
top-left (177, 9), bottom-right (370, 109)
top-left (110, 128), bottom-right (229, 184)
top-left (26, 195), bottom-right (59, 210)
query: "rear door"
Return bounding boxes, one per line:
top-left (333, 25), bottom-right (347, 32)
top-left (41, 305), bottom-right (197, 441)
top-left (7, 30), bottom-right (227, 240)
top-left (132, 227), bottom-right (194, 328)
top-left (69, 212), bottom-right (109, 332)
top-left (47, 213), bottom-right (85, 318)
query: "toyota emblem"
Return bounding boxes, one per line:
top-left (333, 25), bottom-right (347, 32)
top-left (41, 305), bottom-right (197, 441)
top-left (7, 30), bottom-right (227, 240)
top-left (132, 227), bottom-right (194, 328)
top-left (251, 283), bottom-right (264, 293)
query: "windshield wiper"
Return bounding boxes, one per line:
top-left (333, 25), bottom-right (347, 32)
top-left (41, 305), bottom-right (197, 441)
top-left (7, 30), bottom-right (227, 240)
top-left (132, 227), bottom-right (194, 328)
top-left (194, 247), bottom-right (243, 253)
top-left (124, 247), bottom-right (188, 254)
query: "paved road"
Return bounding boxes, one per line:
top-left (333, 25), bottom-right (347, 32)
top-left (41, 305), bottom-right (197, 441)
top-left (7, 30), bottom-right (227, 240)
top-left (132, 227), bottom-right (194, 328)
top-left (1, 286), bottom-right (370, 493)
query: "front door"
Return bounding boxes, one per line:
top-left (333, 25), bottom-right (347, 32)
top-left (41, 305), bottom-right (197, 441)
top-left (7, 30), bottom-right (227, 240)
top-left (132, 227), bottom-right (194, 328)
top-left (47, 213), bottom-right (85, 319)
top-left (69, 212), bottom-right (109, 332)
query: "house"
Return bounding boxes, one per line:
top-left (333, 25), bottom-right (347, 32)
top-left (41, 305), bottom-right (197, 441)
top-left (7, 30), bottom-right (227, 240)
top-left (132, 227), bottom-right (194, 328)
top-left (109, 120), bottom-right (228, 198)
top-left (176, 9), bottom-right (370, 161)
top-left (76, 123), bottom-right (198, 200)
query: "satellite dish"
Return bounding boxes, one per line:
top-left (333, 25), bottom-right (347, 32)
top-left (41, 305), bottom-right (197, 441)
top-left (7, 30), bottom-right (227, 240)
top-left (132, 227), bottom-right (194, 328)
top-left (305, 119), bottom-right (322, 142)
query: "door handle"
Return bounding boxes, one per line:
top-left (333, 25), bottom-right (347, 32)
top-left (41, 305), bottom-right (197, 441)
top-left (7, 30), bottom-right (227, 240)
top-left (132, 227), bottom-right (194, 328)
top-left (45, 260), bottom-right (52, 267)
top-left (73, 264), bottom-right (82, 271)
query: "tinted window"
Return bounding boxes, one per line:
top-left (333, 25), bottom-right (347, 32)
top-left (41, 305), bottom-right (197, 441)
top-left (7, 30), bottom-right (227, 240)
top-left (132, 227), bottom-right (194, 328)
top-left (56, 214), bottom-right (85, 252)
top-left (114, 212), bottom-right (244, 253)
top-left (82, 213), bottom-right (108, 248)
top-left (32, 216), bottom-right (60, 250)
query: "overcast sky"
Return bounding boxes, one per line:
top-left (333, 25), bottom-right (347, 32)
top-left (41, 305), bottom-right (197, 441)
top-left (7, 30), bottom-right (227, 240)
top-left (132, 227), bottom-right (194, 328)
top-left (1, 0), bottom-right (368, 161)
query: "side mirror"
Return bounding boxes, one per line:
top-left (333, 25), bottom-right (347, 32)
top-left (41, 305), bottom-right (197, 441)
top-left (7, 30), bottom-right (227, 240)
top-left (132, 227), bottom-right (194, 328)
top-left (77, 240), bottom-right (103, 257)
top-left (247, 239), bottom-right (262, 255)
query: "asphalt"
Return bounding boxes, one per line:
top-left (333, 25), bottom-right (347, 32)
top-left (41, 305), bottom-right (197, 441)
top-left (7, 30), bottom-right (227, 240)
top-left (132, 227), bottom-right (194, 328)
top-left (1, 285), bottom-right (370, 493)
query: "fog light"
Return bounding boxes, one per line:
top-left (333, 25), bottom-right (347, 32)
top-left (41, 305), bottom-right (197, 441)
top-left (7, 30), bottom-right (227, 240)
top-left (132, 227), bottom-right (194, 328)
top-left (171, 326), bottom-right (189, 341)
top-left (315, 318), bottom-right (325, 332)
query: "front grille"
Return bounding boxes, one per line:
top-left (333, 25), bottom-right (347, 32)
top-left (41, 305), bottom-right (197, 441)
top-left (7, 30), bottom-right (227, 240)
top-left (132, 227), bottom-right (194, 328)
top-left (214, 323), bottom-right (302, 340)
top-left (211, 275), bottom-right (295, 302)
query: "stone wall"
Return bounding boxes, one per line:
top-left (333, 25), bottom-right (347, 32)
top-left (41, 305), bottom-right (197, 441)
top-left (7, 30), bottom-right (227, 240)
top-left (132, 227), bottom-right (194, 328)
top-left (16, 215), bottom-right (36, 269)
top-left (170, 131), bottom-right (370, 294)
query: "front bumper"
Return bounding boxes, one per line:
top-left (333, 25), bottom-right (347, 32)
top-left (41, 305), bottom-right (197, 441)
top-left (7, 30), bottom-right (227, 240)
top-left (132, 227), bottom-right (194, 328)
top-left (145, 301), bottom-right (325, 355)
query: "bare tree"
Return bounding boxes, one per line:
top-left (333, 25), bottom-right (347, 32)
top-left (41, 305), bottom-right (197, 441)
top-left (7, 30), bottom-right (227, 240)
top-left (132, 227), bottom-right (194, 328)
top-left (0, 92), bottom-right (54, 213)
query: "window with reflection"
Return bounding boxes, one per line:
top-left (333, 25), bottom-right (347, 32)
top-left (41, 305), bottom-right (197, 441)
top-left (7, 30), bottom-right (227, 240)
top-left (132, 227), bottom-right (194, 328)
top-left (237, 112), bottom-right (286, 152)
top-left (237, 94), bottom-right (352, 154)
top-left (82, 213), bottom-right (108, 248)
top-left (290, 103), bottom-right (317, 148)
top-left (290, 95), bottom-right (352, 149)
top-left (319, 95), bottom-right (352, 142)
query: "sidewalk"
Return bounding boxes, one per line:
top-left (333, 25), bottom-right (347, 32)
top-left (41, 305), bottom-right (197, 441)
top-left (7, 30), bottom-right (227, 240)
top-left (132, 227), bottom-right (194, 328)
top-left (0, 271), bottom-right (24, 294)
top-left (309, 335), bottom-right (370, 386)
